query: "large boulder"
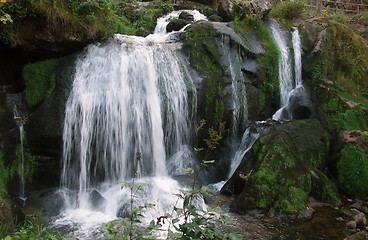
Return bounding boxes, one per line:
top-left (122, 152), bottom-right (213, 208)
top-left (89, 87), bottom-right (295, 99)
top-left (222, 119), bottom-right (339, 214)
top-left (333, 130), bottom-right (368, 196)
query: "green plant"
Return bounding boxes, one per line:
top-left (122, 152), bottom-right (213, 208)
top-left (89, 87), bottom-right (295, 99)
top-left (4, 214), bottom-right (62, 240)
top-left (269, 0), bottom-right (305, 20)
top-left (159, 1), bottom-right (174, 14)
top-left (326, 11), bottom-right (349, 24)
top-left (0, 0), bottom-right (12, 24)
top-left (103, 121), bottom-right (241, 239)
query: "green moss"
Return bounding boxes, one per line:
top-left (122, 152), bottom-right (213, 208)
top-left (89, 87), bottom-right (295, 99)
top-left (24, 58), bottom-right (64, 108)
top-left (337, 145), bottom-right (368, 196)
top-left (244, 132), bottom-right (311, 213)
top-left (311, 22), bottom-right (368, 133)
top-left (183, 22), bottom-right (224, 126)
top-left (331, 105), bottom-right (368, 132)
top-left (310, 167), bottom-right (340, 202)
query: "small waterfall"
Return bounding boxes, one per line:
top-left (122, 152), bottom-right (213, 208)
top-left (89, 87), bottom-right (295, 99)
top-left (13, 105), bottom-right (27, 203)
top-left (293, 27), bottom-right (303, 88)
top-left (57, 10), bottom-right (206, 239)
top-left (269, 20), bottom-right (309, 121)
top-left (18, 124), bottom-right (25, 201)
top-left (219, 35), bottom-right (248, 136)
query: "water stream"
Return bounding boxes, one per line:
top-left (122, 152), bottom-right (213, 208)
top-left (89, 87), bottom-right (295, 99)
top-left (269, 20), bottom-right (309, 121)
top-left (54, 10), bottom-right (206, 239)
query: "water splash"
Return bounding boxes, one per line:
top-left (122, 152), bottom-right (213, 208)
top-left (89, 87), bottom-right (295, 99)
top-left (58, 10), bottom-right (204, 238)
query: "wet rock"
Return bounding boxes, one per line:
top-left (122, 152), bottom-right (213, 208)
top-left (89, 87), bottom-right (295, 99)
top-left (351, 200), bottom-right (365, 212)
top-left (353, 212), bottom-right (366, 227)
top-left (89, 189), bottom-right (107, 210)
top-left (179, 11), bottom-right (194, 22)
top-left (346, 220), bottom-right (357, 229)
top-left (24, 189), bottom-right (64, 216)
top-left (166, 19), bottom-right (188, 32)
top-left (217, 0), bottom-right (235, 21)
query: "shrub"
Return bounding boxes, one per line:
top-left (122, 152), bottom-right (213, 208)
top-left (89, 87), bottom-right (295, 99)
top-left (269, 0), bottom-right (305, 20)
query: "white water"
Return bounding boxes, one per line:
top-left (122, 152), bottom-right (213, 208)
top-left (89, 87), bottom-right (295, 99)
top-left (270, 20), bottom-right (307, 121)
top-left (19, 125), bottom-right (25, 200)
top-left (13, 105), bottom-right (26, 203)
top-left (56, 11), bottom-right (206, 239)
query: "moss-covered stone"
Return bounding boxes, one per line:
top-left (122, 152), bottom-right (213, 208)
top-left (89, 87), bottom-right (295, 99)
top-left (224, 119), bottom-right (337, 214)
top-left (230, 130), bottom-right (311, 213)
top-left (336, 144), bottom-right (368, 196)
top-left (183, 22), bottom-right (224, 127)
top-left (23, 58), bottom-right (64, 108)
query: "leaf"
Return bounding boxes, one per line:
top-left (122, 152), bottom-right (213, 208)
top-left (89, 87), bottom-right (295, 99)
top-left (202, 160), bottom-right (215, 164)
top-left (194, 147), bottom-right (204, 152)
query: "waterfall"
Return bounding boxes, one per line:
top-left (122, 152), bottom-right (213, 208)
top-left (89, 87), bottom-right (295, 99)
top-left (13, 105), bottom-right (27, 203)
top-left (269, 20), bottom-right (309, 121)
top-left (18, 124), bottom-right (25, 201)
top-left (56, 10), bottom-right (206, 239)
top-left (293, 27), bottom-right (303, 88)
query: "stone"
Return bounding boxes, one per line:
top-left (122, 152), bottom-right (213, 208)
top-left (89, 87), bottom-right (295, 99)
top-left (89, 189), bottom-right (107, 210)
top-left (353, 212), bottom-right (366, 227)
top-left (166, 19), bottom-right (189, 33)
top-left (217, 0), bottom-right (235, 21)
top-left (179, 11), bottom-right (194, 22)
top-left (346, 220), bottom-right (357, 229)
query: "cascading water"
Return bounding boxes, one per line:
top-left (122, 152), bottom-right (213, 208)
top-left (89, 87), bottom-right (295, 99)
top-left (54, 10), bottom-right (206, 239)
top-left (293, 27), bottom-right (303, 88)
top-left (13, 105), bottom-right (27, 203)
top-left (269, 20), bottom-right (309, 121)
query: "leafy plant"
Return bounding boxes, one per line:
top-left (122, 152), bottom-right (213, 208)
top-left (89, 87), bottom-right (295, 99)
top-left (0, 0), bottom-right (12, 24)
top-left (103, 172), bottom-right (160, 240)
top-left (269, 0), bottom-right (305, 20)
top-left (159, 1), bottom-right (174, 14)
top-left (4, 214), bottom-right (63, 240)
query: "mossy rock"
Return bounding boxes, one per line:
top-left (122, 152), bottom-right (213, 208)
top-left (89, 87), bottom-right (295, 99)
top-left (334, 133), bottom-right (368, 196)
top-left (223, 119), bottom-right (338, 214)
top-left (166, 19), bottom-right (189, 32)
top-left (23, 58), bottom-right (65, 108)
top-left (230, 130), bottom-right (311, 214)
top-left (182, 21), bottom-right (224, 127)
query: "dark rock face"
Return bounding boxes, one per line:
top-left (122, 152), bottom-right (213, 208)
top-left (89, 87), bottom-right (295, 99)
top-left (24, 189), bottom-right (64, 216)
